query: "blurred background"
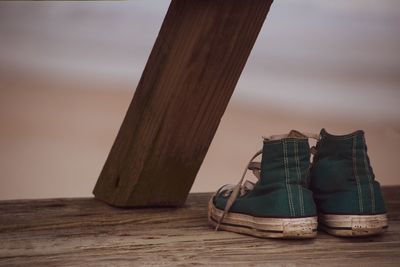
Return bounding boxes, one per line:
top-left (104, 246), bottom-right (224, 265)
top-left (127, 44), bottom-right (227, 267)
top-left (0, 0), bottom-right (399, 200)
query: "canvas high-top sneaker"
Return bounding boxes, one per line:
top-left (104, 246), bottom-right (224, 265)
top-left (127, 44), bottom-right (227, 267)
top-left (310, 129), bottom-right (388, 237)
top-left (208, 130), bottom-right (318, 239)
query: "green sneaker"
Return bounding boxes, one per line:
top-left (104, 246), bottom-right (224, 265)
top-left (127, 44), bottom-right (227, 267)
top-left (208, 130), bottom-right (318, 239)
top-left (310, 129), bottom-right (388, 237)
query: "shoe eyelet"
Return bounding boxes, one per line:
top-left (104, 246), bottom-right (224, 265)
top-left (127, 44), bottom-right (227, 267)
top-left (222, 190), bottom-right (231, 197)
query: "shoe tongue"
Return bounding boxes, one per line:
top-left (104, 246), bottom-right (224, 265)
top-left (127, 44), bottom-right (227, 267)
top-left (287, 130), bottom-right (308, 139)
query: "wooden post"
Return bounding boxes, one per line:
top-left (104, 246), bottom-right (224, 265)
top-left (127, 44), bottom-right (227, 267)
top-left (93, 0), bottom-right (274, 207)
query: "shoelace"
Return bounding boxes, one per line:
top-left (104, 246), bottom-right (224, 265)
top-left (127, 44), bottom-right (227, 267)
top-left (214, 131), bottom-right (320, 231)
top-left (215, 148), bottom-right (263, 230)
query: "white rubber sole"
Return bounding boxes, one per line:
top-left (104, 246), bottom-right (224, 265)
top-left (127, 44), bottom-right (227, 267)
top-left (318, 213), bottom-right (388, 237)
top-left (208, 197), bottom-right (318, 239)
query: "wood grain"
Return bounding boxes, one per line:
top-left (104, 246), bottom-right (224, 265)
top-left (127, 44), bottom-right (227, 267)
top-left (0, 186), bottom-right (399, 266)
top-left (93, 0), bottom-right (274, 207)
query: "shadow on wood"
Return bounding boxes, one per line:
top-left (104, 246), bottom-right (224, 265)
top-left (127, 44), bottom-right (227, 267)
top-left (93, 0), bottom-right (274, 206)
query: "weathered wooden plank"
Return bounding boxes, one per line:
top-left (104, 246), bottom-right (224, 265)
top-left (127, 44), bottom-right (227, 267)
top-left (93, 0), bottom-right (274, 207)
top-left (0, 187), bottom-right (399, 266)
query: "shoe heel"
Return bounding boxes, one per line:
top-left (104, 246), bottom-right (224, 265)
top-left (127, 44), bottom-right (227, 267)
top-left (319, 213), bottom-right (388, 237)
top-left (282, 218), bottom-right (318, 238)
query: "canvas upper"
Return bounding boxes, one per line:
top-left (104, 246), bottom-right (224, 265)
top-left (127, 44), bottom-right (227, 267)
top-left (213, 131), bottom-right (317, 218)
top-left (310, 129), bottom-right (386, 215)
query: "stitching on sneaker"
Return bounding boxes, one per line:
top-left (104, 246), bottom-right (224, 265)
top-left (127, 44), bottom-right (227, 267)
top-left (294, 141), bottom-right (305, 216)
top-left (353, 135), bottom-right (364, 213)
top-left (283, 140), bottom-right (295, 216)
top-left (362, 135), bottom-right (376, 213)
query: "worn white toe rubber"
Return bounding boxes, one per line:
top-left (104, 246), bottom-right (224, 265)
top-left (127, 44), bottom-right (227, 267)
top-left (208, 197), bottom-right (318, 239)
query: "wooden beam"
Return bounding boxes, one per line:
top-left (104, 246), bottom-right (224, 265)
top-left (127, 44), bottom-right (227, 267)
top-left (93, 0), bottom-right (274, 207)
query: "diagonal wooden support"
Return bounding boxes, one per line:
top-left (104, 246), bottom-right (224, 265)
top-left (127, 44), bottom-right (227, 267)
top-left (93, 0), bottom-right (274, 207)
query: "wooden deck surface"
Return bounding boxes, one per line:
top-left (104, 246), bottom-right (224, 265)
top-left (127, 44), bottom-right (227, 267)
top-left (1, 186), bottom-right (399, 266)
